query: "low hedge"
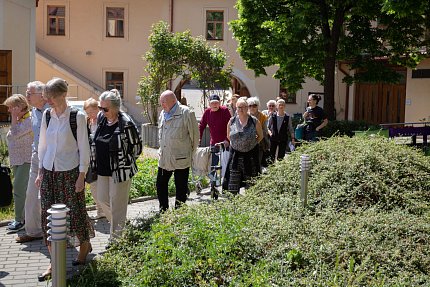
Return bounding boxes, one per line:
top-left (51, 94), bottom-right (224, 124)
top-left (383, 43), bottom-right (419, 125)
top-left (71, 136), bottom-right (430, 286)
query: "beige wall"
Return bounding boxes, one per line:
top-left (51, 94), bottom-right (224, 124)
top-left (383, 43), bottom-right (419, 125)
top-left (0, 0), bottom-right (36, 92)
top-left (405, 58), bottom-right (430, 122)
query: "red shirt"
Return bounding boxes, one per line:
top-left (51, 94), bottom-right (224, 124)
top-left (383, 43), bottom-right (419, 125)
top-left (199, 106), bottom-right (232, 145)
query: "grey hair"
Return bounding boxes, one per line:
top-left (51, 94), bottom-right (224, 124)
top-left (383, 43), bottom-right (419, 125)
top-left (99, 89), bottom-right (122, 110)
top-left (247, 97), bottom-right (260, 107)
top-left (44, 77), bottom-right (68, 98)
top-left (27, 81), bottom-right (45, 93)
top-left (266, 100), bottom-right (276, 107)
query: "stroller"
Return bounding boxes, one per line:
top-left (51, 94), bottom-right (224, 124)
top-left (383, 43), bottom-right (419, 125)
top-left (191, 142), bottom-right (228, 200)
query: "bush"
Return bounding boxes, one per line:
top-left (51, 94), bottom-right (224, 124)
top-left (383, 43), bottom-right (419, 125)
top-left (71, 136), bottom-right (430, 286)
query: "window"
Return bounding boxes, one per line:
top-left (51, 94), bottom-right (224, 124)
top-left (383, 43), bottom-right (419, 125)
top-left (206, 11), bottom-right (223, 40)
top-left (280, 87), bottom-right (296, 104)
top-left (106, 7), bottom-right (124, 38)
top-left (47, 6), bottom-right (65, 36)
top-left (106, 72), bottom-right (124, 97)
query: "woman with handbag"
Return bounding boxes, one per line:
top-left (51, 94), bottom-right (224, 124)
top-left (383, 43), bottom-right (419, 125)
top-left (93, 89), bottom-right (142, 249)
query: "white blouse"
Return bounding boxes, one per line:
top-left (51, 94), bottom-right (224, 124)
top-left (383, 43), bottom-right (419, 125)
top-left (38, 106), bottom-right (90, 173)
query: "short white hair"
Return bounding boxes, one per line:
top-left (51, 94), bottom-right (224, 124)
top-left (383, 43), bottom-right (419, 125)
top-left (247, 97), bottom-right (260, 107)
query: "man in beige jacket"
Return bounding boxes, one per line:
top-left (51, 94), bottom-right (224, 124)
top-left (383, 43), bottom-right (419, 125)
top-left (157, 90), bottom-right (199, 211)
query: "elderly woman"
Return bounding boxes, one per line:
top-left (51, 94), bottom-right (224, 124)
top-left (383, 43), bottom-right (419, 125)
top-left (93, 89), bottom-right (142, 248)
top-left (83, 98), bottom-right (105, 220)
top-left (226, 97), bottom-right (263, 194)
top-left (36, 78), bottom-right (94, 281)
top-left (303, 93), bottom-right (328, 141)
top-left (268, 99), bottom-right (295, 162)
top-left (247, 97), bottom-right (270, 167)
top-left (262, 99), bottom-right (276, 118)
top-left (3, 94), bottom-right (32, 232)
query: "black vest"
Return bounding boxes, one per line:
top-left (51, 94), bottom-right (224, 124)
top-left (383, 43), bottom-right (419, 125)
top-left (270, 113), bottom-right (290, 142)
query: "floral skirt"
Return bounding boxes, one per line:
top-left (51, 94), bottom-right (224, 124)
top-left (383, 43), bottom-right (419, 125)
top-left (40, 166), bottom-right (94, 246)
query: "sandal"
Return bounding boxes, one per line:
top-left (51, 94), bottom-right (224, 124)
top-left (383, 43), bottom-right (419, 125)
top-left (38, 266), bottom-right (52, 282)
top-left (72, 242), bottom-right (92, 266)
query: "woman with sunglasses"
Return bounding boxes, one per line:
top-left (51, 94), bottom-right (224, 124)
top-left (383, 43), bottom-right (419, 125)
top-left (247, 97), bottom-right (270, 167)
top-left (93, 89), bottom-right (142, 249)
top-left (303, 94), bottom-right (328, 141)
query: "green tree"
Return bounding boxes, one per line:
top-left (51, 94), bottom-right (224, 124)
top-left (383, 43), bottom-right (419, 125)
top-left (230, 0), bottom-right (430, 119)
top-left (138, 21), bottom-right (231, 124)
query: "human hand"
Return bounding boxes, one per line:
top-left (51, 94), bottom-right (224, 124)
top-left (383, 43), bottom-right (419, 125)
top-left (75, 173), bottom-right (86, 192)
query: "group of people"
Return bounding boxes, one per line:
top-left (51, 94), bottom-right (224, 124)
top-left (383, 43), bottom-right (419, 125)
top-left (161, 91), bottom-right (328, 207)
top-left (3, 82), bottom-right (327, 282)
top-left (3, 77), bottom-right (142, 282)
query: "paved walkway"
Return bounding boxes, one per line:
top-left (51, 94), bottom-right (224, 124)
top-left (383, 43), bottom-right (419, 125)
top-left (0, 189), bottom-right (215, 287)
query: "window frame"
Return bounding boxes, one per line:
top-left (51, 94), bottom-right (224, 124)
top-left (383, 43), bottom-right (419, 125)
top-left (105, 71), bottom-right (124, 98)
top-left (47, 5), bottom-right (66, 36)
top-left (106, 7), bottom-right (125, 38)
top-left (205, 10), bottom-right (224, 41)
top-left (279, 87), bottom-right (297, 104)
top-left (103, 3), bottom-right (128, 40)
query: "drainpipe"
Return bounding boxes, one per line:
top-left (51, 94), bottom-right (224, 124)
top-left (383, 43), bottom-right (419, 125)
top-left (338, 63), bottom-right (350, 120)
top-left (169, 0), bottom-right (174, 32)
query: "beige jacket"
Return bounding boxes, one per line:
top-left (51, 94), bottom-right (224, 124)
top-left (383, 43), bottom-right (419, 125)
top-left (158, 104), bottom-right (199, 171)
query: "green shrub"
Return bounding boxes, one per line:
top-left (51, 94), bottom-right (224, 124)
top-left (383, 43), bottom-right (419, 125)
top-left (70, 136), bottom-right (430, 286)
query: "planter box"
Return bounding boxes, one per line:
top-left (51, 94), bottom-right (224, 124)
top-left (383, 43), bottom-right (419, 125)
top-left (141, 123), bottom-right (159, 148)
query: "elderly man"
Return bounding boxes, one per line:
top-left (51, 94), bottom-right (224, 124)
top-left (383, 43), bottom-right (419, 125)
top-left (199, 94), bottom-right (231, 196)
top-left (15, 81), bottom-right (49, 243)
top-left (157, 90), bottom-right (199, 211)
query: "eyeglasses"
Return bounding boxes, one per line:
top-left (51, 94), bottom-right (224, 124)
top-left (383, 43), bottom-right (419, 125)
top-left (98, 106), bottom-right (109, 112)
top-left (268, 105), bottom-right (275, 107)
top-left (249, 104), bottom-right (258, 108)
top-left (26, 91), bottom-right (42, 97)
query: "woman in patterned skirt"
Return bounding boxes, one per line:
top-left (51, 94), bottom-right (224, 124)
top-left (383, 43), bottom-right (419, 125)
top-left (35, 77), bottom-right (94, 282)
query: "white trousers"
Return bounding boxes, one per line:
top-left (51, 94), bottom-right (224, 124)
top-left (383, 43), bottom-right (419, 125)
top-left (24, 152), bottom-right (43, 237)
top-left (97, 176), bottom-right (131, 239)
top-left (89, 181), bottom-right (105, 217)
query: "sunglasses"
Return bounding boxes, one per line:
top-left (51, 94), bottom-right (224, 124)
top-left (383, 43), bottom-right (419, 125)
top-left (98, 106), bottom-right (109, 112)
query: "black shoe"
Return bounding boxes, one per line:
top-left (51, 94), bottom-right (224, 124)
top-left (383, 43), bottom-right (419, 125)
top-left (38, 268), bottom-right (52, 282)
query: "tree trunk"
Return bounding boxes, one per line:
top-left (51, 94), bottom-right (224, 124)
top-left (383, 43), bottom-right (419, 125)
top-left (323, 57), bottom-right (336, 120)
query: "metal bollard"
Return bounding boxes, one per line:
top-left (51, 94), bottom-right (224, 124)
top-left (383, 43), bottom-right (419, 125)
top-left (300, 154), bottom-right (311, 207)
top-left (47, 204), bottom-right (69, 287)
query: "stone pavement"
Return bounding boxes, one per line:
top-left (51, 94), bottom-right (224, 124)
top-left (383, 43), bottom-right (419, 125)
top-left (0, 189), bottom-right (216, 287)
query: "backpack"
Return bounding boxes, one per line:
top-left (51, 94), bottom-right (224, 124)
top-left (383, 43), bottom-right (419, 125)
top-left (0, 165), bottom-right (13, 207)
top-left (46, 108), bottom-right (96, 183)
top-left (46, 108), bottom-right (78, 141)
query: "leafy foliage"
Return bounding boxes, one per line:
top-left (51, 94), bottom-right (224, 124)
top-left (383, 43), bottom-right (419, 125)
top-left (71, 137), bottom-right (430, 286)
top-left (230, 0), bottom-right (430, 119)
top-left (137, 21), bottom-right (231, 124)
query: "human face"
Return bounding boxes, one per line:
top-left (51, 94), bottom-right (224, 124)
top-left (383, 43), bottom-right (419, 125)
top-left (99, 99), bottom-right (117, 121)
top-left (85, 106), bottom-right (99, 120)
top-left (277, 102), bottom-right (285, 113)
top-left (267, 103), bottom-right (275, 112)
top-left (236, 102), bottom-right (248, 116)
top-left (209, 101), bottom-right (220, 111)
top-left (248, 103), bottom-right (258, 116)
top-left (159, 94), bottom-right (176, 112)
top-left (307, 96), bottom-right (317, 107)
top-left (45, 93), bottom-right (66, 109)
top-left (26, 88), bottom-right (43, 107)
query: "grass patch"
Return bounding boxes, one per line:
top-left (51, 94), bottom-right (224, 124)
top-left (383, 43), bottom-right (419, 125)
top-left (70, 136), bottom-right (430, 286)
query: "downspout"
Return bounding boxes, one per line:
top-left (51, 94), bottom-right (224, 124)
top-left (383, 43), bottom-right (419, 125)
top-left (338, 63), bottom-right (350, 120)
top-left (169, 0), bottom-right (174, 32)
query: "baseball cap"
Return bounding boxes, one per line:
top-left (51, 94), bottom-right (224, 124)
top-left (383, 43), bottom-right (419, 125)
top-left (209, 94), bottom-right (220, 102)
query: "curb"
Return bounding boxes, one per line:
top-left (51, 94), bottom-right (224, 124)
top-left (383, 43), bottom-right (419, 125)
top-left (0, 194), bottom-right (158, 228)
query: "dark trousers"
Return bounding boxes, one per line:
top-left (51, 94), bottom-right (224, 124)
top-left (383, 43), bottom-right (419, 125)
top-left (270, 140), bottom-right (288, 161)
top-left (156, 167), bottom-right (189, 212)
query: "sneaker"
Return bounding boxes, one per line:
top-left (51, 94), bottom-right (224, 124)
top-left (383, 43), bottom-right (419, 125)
top-left (7, 221), bottom-right (25, 231)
